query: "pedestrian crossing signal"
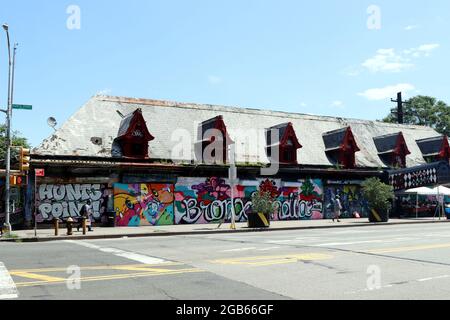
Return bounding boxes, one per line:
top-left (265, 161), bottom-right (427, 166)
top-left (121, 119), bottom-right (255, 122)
top-left (10, 175), bottom-right (27, 186)
top-left (20, 147), bottom-right (31, 171)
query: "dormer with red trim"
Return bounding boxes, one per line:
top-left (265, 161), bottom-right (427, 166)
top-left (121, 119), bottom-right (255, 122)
top-left (112, 108), bottom-right (154, 159)
top-left (373, 132), bottom-right (411, 168)
top-left (416, 136), bottom-right (450, 163)
top-left (323, 127), bottom-right (360, 169)
top-left (195, 115), bottom-right (234, 164)
top-left (266, 122), bottom-right (302, 165)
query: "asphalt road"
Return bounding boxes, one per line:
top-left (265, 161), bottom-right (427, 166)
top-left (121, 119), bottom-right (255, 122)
top-left (2, 222), bottom-right (450, 300)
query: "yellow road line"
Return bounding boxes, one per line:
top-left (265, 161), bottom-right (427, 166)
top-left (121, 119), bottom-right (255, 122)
top-left (14, 269), bottom-right (204, 288)
top-left (9, 262), bottom-right (182, 274)
top-left (211, 253), bottom-right (333, 266)
top-left (368, 242), bottom-right (450, 254)
top-left (10, 272), bottom-right (66, 282)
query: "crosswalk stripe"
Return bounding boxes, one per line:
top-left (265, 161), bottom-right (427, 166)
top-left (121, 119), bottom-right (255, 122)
top-left (0, 262), bottom-right (18, 300)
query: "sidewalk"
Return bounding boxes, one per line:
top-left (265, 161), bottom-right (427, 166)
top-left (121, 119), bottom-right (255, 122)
top-left (1, 217), bottom-right (449, 243)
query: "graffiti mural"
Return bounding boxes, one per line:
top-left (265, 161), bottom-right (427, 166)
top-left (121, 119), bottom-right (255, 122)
top-left (36, 184), bottom-right (108, 222)
top-left (175, 177), bottom-right (324, 224)
top-left (175, 177), bottom-right (255, 225)
top-left (114, 183), bottom-right (174, 227)
top-left (266, 179), bottom-right (324, 221)
top-left (324, 185), bottom-right (369, 219)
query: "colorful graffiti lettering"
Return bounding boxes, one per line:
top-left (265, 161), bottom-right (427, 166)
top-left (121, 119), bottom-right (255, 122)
top-left (324, 185), bottom-right (369, 219)
top-left (271, 179), bottom-right (324, 220)
top-left (36, 184), bottom-right (107, 222)
top-left (175, 177), bottom-right (324, 224)
top-left (114, 183), bottom-right (174, 227)
top-left (175, 178), bottom-right (255, 224)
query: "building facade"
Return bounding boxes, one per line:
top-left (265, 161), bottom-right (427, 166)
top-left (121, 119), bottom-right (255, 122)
top-left (12, 95), bottom-right (450, 228)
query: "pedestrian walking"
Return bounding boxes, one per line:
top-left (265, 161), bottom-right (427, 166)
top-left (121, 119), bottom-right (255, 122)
top-left (78, 200), bottom-right (94, 232)
top-left (332, 195), bottom-right (342, 222)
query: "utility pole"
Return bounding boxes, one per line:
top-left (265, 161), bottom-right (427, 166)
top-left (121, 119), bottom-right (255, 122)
top-left (3, 24), bottom-right (12, 233)
top-left (2, 24), bottom-right (17, 233)
top-left (390, 92), bottom-right (409, 124)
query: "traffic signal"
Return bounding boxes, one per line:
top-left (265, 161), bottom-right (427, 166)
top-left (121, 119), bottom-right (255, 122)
top-left (20, 147), bottom-right (31, 171)
top-left (10, 175), bottom-right (27, 186)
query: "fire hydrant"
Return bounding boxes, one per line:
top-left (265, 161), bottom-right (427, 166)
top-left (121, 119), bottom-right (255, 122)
top-left (66, 217), bottom-right (74, 236)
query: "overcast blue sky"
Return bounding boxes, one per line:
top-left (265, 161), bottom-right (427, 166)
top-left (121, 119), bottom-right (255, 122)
top-left (1, 0), bottom-right (449, 147)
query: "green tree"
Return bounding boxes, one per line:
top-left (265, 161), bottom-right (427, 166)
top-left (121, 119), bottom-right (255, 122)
top-left (0, 124), bottom-right (31, 166)
top-left (383, 95), bottom-right (450, 136)
top-left (361, 178), bottom-right (394, 213)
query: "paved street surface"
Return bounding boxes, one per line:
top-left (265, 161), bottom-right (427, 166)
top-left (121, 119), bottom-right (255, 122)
top-left (1, 218), bottom-right (446, 242)
top-left (2, 222), bottom-right (450, 300)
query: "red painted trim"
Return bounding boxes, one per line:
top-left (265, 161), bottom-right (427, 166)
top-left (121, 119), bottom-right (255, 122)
top-left (336, 127), bottom-right (360, 169)
top-left (439, 136), bottom-right (450, 161)
top-left (116, 109), bottom-right (154, 159)
top-left (278, 122), bottom-right (302, 164)
top-left (118, 109), bottom-right (154, 142)
top-left (392, 132), bottom-right (411, 168)
top-left (213, 116), bottom-right (234, 145)
top-left (279, 123), bottom-right (302, 149)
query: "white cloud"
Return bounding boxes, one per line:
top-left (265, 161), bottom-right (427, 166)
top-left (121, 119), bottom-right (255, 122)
top-left (417, 43), bottom-right (440, 56)
top-left (208, 75), bottom-right (222, 85)
top-left (358, 83), bottom-right (415, 101)
top-left (362, 48), bottom-right (413, 73)
top-left (331, 100), bottom-right (344, 108)
top-left (361, 43), bottom-right (440, 73)
top-left (300, 102), bottom-right (307, 107)
top-left (404, 25), bottom-right (419, 31)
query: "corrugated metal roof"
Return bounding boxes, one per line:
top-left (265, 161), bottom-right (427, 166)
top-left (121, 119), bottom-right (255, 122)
top-left (33, 95), bottom-right (442, 168)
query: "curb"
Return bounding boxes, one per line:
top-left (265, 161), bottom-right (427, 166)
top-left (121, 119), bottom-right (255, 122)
top-left (1, 219), bottom-right (449, 243)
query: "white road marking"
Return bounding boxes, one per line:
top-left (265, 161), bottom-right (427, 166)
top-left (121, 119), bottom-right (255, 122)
top-left (222, 247), bottom-right (257, 253)
top-left (346, 274), bottom-right (450, 295)
top-left (418, 275), bottom-right (450, 282)
top-left (257, 247), bottom-right (281, 252)
top-left (315, 238), bottom-right (416, 247)
top-left (316, 240), bottom-right (385, 246)
top-left (0, 262), bottom-right (18, 300)
top-left (65, 240), bottom-right (168, 265)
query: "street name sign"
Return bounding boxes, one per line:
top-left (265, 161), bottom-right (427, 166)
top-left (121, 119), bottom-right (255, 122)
top-left (12, 104), bottom-right (32, 110)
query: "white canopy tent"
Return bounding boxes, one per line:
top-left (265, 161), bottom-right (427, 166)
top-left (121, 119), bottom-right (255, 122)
top-left (402, 186), bottom-right (450, 219)
top-left (403, 187), bottom-right (434, 218)
top-left (430, 186), bottom-right (450, 196)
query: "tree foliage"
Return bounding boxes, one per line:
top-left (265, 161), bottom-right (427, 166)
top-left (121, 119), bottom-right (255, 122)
top-left (383, 95), bottom-right (450, 136)
top-left (362, 178), bottom-right (394, 212)
top-left (0, 124), bottom-right (30, 165)
top-left (251, 191), bottom-right (275, 215)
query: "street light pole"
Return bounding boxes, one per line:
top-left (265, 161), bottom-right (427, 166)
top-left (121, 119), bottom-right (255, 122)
top-left (3, 24), bottom-right (12, 233)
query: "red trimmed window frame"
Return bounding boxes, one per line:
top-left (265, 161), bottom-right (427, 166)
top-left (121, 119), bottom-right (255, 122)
top-left (438, 135), bottom-right (450, 162)
top-left (117, 110), bottom-right (154, 159)
top-left (200, 116), bottom-right (234, 163)
top-left (275, 123), bottom-right (302, 165)
top-left (337, 127), bottom-right (360, 169)
top-left (391, 133), bottom-right (411, 168)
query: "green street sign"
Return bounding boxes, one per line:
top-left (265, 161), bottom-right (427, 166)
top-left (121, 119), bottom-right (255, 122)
top-left (12, 104), bottom-right (32, 110)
